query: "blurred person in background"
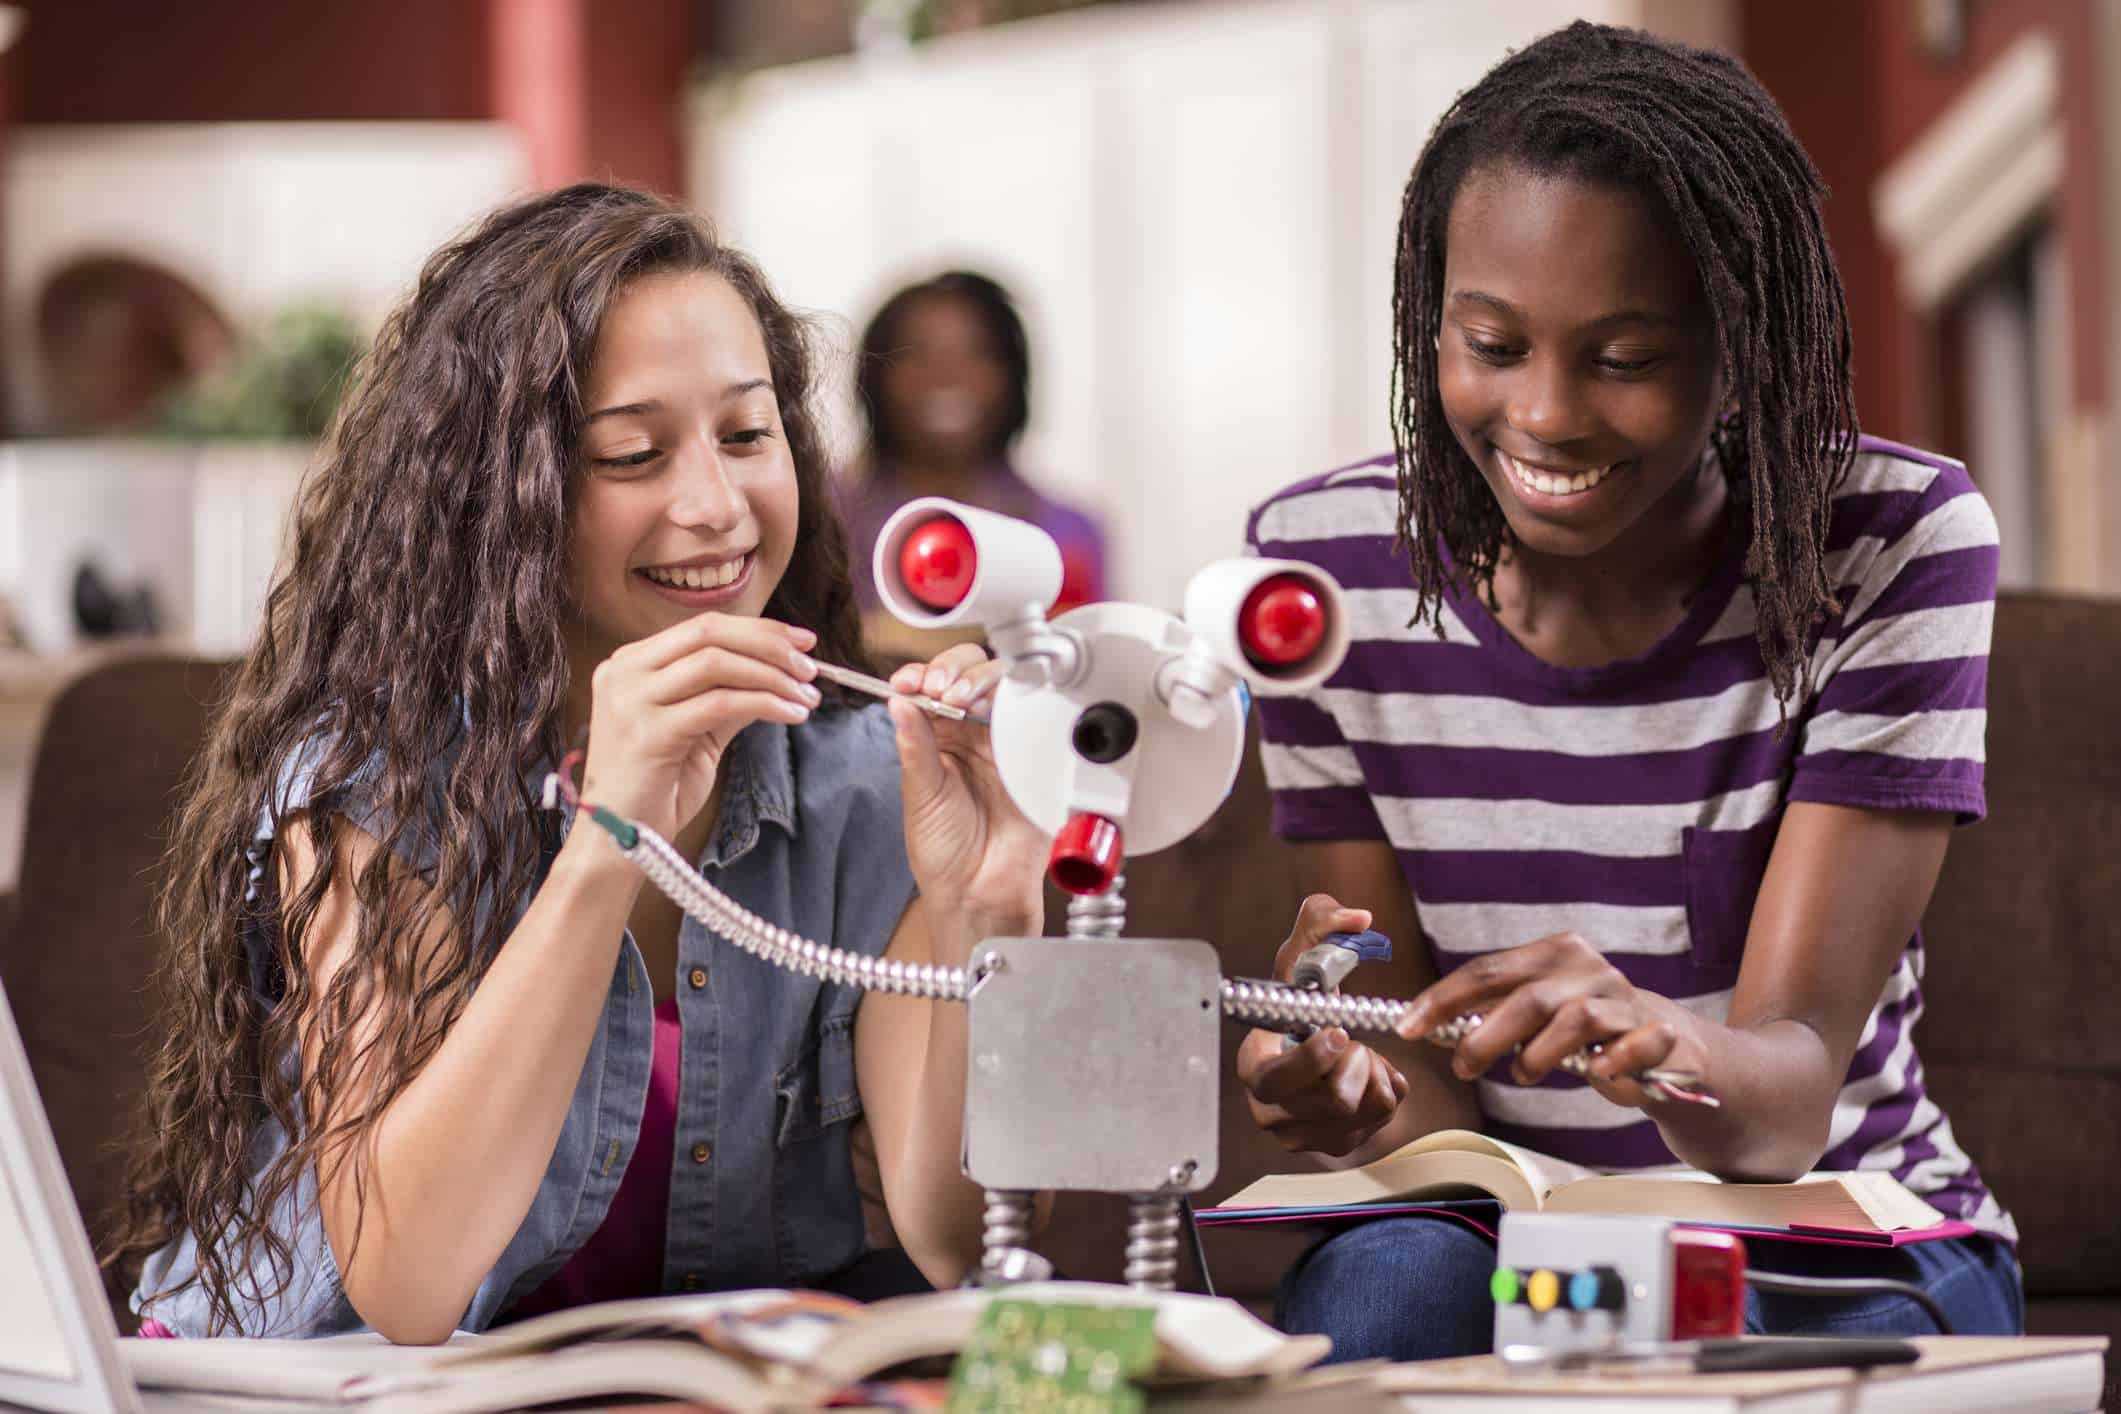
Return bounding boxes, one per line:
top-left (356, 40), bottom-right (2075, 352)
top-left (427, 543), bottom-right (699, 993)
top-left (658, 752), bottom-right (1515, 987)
top-left (840, 271), bottom-right (1106, 664)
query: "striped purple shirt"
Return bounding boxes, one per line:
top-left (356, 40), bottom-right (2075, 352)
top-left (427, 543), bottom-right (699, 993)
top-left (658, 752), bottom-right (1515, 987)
top-left (1247, 436), bottom-right (2014, 1243)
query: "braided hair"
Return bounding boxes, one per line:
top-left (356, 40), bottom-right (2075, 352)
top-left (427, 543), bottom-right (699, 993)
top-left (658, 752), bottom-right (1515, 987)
top-left (1391, 21), bottom-right (1856, 707)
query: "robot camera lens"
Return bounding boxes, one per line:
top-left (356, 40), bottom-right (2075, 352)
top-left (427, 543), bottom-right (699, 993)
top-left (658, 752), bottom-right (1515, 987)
top-left (1070, 702), bottom-right (1139, 764)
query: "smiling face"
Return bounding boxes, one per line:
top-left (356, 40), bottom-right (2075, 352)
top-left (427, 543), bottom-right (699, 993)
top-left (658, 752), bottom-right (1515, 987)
top-left (878, 291), bottom-right (1015, 466)
top-left (1437, 162), bottom-right (1724, 562)
top-left (566, 270), bottom-right (799, 665)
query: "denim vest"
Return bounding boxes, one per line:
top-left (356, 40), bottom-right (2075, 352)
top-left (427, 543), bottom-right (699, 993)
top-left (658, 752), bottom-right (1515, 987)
top-left (134, 705), bottom-right (917, 1337)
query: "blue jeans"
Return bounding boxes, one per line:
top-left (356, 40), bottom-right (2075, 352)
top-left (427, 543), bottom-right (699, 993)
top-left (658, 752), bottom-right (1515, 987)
top-left (1275, 1210), bottom-right (2024, 1364)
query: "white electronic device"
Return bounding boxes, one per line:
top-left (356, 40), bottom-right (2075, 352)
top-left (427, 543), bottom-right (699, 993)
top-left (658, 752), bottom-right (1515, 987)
top-left (1492, 1212), bottom-right (1748, 1354)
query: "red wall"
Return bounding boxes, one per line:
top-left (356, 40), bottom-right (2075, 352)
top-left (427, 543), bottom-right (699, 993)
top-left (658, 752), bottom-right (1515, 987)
top-left (1868, 0), bottom-right (2104, 426)
top-left (1742, 0), bottom-right (2106, 449)
top-left (15, 0), bottom-right (492, 123)
top-left (1739, 0), bottom-right (1900, 438)
top-left (13, 0), bottom-right (695, 196)
top-left (581, 0), bottom-right (694, 196)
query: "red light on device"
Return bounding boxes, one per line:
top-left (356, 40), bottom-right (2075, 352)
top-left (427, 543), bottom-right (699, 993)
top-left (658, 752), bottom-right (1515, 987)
top-left (1239, 574), bottom-right (1327, 669)
top-left (899, 516), bottom-right (978, 610)
top-left (1048, 811), bottom-right (1123, 896)
top-left (1669, 1230), bottom-right (1747, 1340)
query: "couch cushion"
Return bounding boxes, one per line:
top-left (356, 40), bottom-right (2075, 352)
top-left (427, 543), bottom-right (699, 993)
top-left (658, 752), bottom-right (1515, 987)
top-left (1918, 593), bottom-right (2121, 1298)
top-left (0, 655), bottom-right (230, 1294)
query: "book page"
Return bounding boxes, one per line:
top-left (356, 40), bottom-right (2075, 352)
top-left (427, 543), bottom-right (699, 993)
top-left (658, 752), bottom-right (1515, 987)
top-left (1470, 1134), bottom-right (1600, 1200)
top-left (122, 1338), bottom-right (448, 1400)
top-left (1214, 1129), bottom-right (1544, 1211)
top-left (430, 1288), bottom-right (813, 1364)
top-left (1836, 1170), bottom-right (1954, 1231)
top-left (360, 1341), bottom-right (767, 1414)
top-left (811, 1282), bottom-right (1331, 1387)
top-left (1544, 1168), bottom-right (1950, 1231)
top-left (1366, 1128), bottom-right (1602, 1200)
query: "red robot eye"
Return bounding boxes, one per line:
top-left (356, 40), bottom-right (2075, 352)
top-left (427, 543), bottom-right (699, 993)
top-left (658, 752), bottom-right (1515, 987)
top-left (899, 516), bottom-right (978, 610)
top-left (1238, 574), bottom-right (1327, 668)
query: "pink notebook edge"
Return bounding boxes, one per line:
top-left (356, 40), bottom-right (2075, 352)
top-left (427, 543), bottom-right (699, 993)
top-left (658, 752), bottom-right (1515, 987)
top-left (1193, 1205), bottom-right (1980, 1250)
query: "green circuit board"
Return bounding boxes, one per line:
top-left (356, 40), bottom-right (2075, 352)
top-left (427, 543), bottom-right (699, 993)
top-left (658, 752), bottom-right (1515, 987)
top-left (945, 1298), bottom-right (1159, 1413)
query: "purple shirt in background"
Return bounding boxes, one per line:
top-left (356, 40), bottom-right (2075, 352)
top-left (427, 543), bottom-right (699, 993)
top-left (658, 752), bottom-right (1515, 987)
top-left (1246, 436), bottom-right (2015, 1244)
top-left (838, 462), bottom-right (1107, 614)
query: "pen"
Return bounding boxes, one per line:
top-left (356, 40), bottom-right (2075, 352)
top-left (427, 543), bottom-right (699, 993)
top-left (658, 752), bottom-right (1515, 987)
top-left (1422, 1012), bottom-right (1721, 1107)
top-left (811, 659), bottom-right (991, 725)
top-left (1499, 1336), bottom-right (1919, 1376)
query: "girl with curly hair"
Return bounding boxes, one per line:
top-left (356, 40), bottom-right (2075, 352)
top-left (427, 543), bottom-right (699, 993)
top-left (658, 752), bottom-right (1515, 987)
top-left (108, 183), bottom-right (1046, 1342)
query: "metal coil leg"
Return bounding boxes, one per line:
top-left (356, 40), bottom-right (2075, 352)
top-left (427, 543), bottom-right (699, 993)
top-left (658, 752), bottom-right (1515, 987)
top-left (980, 1189), bottom-right (1047, 1285)
top-left (1124, 1192), bottom-right (1182, 1290)
top-left (1064, 873), bottom-right (1126, 939)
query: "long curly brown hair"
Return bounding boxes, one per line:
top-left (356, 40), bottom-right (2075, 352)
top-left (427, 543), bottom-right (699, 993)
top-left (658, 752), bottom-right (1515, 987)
top-left (103, 184), bottom-right (869, 1333)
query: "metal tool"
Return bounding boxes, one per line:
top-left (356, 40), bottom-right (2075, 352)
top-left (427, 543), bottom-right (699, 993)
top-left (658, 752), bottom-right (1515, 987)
top-left (1420, 1012), bottom-right (1720, 1107)
top-left (810, 657), bottom-right (989, 724)
top-left (1280, 930), bottom-right (1393, 1047)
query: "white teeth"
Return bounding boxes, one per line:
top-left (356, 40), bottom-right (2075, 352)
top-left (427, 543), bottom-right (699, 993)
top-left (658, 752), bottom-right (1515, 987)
top-left (1502, 452), bottom-right (1613, 498)
top-left (643, 556), bottom-right (745, 590)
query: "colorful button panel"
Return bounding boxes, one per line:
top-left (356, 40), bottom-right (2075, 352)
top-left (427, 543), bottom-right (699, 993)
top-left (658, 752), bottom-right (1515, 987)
top-left (1490, 1264), bottom-right (1626, 1314)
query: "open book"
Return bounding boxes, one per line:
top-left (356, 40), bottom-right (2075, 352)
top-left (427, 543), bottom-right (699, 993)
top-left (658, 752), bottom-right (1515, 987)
top-left (1202, 1129), bottom-right (1960, 1242)
top-left (120, 1281), bottom-right (1332, 1414)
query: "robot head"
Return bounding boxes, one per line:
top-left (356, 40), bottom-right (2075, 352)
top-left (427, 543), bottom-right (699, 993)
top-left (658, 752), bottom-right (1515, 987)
top-left (873, 499), bottom-right (1350, 898)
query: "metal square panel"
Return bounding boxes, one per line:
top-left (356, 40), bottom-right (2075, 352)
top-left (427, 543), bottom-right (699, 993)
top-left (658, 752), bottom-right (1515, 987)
top-left (963, 938), bottom-right (1222, 1193)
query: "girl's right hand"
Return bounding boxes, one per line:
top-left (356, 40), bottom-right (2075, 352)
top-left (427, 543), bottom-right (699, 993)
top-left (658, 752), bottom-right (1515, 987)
top-left (1235, 894), bottom-right (1409, 1156)
top-left (578, 612), bottom-right (821, 843)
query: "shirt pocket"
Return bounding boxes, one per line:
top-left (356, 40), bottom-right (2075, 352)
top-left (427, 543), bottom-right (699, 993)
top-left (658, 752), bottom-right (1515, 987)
top-left (771, 1009), bottom-right (867, 1280)
top-left (1679, 815), bottom-right (1782, 988)
top-left (774, 1010), bottom-right (864, 1145)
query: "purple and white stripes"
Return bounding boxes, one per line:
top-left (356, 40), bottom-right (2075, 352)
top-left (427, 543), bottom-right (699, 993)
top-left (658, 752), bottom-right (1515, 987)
top-left (1246, 437), bottom-right (2014, 1243)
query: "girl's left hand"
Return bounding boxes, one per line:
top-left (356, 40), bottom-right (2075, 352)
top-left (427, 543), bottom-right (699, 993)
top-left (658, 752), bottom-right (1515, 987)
top-left (1393, 933), bottom-right (1700, 1110)
top-left (886, 645), bottom-right (1047, 943)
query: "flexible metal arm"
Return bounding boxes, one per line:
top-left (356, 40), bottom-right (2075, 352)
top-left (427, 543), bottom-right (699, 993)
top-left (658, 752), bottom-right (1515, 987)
top-left (559, 790), bottom-right (1716, 1106)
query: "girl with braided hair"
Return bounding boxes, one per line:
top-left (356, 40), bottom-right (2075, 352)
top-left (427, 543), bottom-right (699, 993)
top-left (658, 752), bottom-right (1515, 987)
top-left (1234, 22), bottom-right (2021, 1359)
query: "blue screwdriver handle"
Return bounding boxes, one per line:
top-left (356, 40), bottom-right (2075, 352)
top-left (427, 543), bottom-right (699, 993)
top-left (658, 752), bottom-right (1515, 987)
top-left (1322, 929), bottom-right (1394, 963)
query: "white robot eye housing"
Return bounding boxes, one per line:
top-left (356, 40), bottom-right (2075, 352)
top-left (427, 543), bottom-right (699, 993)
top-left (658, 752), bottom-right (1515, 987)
top-left (1178, 557), bottom-right (1352, 697)
top-left (872, 497), bottom-right (1065, 633)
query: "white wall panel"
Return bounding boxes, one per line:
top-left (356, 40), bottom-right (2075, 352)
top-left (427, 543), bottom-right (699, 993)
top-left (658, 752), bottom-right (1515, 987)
top-left (5, 123), bottom-right (529, 429)
top-left (695, 0), bottom-right (1736, 608)
top-left (1112, 6), bottom-right (1336, 608)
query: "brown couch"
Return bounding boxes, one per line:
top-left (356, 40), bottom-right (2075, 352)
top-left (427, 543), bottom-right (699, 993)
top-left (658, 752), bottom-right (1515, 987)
top-left (1, 593), bottom-right (2114, 1344)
